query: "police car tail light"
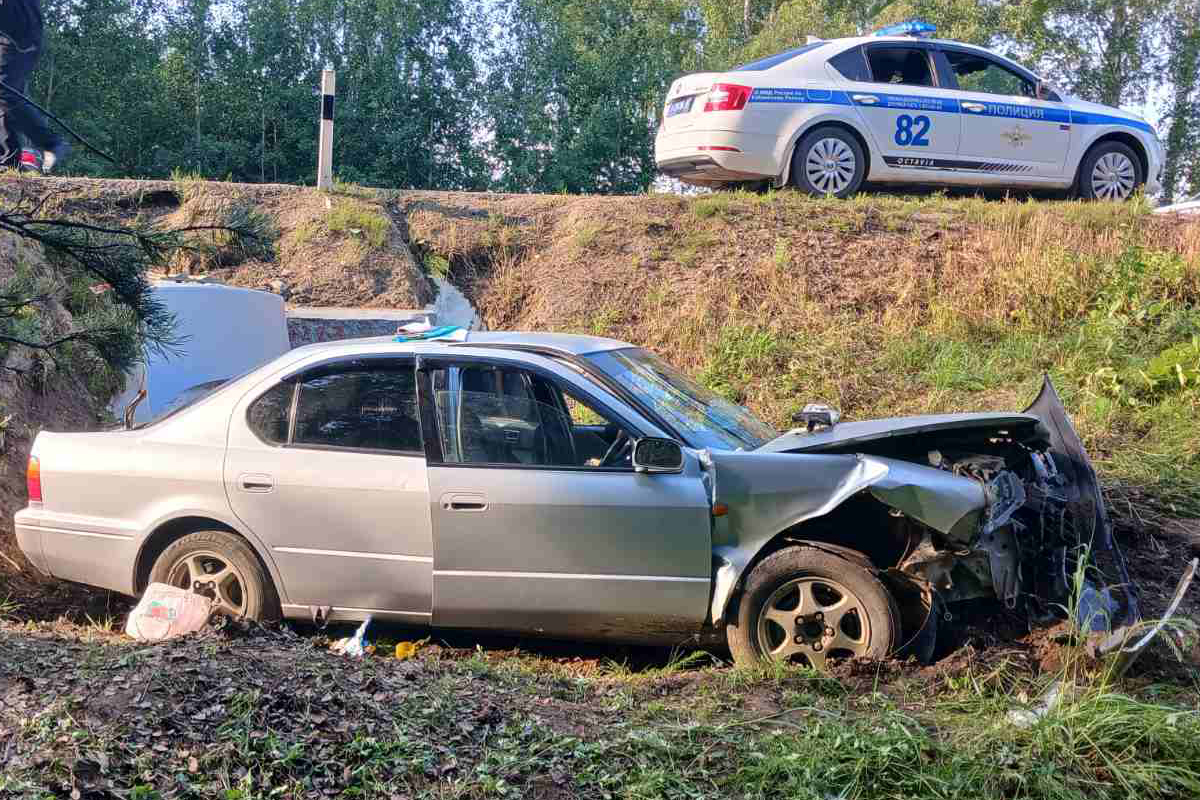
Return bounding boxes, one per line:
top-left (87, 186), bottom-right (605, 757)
top-left (703, 84), bottom-right (751, 112)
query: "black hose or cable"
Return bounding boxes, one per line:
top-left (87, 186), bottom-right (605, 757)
top-left (0, 78), bottom-right (119, 165)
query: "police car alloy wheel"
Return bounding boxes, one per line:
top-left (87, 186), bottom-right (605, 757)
top-left (793, 126), bottom-right (865, 198)
top-left (1081, 142), bottom-right (1142, 201)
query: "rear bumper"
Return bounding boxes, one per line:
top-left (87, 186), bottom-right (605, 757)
top-left (13, 507), bottom-right (138, 594)
top-left (655, 128), bottom-right (780, 185)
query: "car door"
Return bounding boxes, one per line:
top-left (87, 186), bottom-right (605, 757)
top-left (849, 42), bottom-right (962, 174)
top-left (224, 357), bottom-right (433, 622)
top-left (937, 47), bottom-right (1072, 179)
top-left (417, 357), bottom-right (713, 643)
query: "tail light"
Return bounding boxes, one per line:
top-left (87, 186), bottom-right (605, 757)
top-left (703, 84), bottom-right (752, 112)
top-left (27, 455), bottom-right (42, 502)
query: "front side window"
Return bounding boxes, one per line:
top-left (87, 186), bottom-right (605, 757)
top-left (866, 47), bottom-right (935, 87)
top-left (291, 364), bottom-right (421, 453)
top-left (945, 50), bottom-right (1034, 97)
top-left (431, 365), bottom-right (635, 469)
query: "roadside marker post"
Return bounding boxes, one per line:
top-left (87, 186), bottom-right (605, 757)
top-left (317, 69), bottom-right (335, 189)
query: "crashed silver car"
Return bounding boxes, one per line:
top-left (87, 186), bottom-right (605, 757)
top-left (15, 332), bottom-right (1139, 669)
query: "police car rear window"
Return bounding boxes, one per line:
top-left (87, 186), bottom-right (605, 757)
top-left (732, 42), bottom-right (826, 71)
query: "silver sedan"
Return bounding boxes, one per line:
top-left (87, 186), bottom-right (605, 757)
top-left (15, 332), bottom-right (1139, 669)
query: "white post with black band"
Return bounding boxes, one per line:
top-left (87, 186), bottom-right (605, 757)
top-left (317, 69), bottom-right (335, 189)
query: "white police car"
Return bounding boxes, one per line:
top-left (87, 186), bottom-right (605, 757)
top-left (656, 21), bottom-right (1163, 200)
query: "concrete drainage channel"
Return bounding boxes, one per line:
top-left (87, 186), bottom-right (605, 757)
top-left (286, 278), bottom-right (481, 347)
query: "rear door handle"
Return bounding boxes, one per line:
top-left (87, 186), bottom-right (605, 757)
top-left (440, 492), bottom-right (488, 512)
top-left (851, 94), bottom-right (879, 105)
top-left (962, 102), bottom-right (986, 112)
top-left (240, 473), bottom-right (274, 492)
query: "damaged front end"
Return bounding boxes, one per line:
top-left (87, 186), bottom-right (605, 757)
top-left (898, 377), bottom-right (1140, 637)
top-left (718, 376), bottom-right (1150, 654)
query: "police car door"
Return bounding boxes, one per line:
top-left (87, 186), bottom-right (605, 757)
top-left (850, 42), bottom-right (961, 178)
top-left (937, 47), bottom-right (1071, 179)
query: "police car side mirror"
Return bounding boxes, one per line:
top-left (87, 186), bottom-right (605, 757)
top-left (1035, 80), bottom-right (1058, 102)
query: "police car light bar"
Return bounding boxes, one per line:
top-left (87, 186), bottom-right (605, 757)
top-left (873, 20), bottom-right (937, 38)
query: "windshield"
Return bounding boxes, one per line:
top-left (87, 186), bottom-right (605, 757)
top-left (585, 348), bottom-right (777, 451)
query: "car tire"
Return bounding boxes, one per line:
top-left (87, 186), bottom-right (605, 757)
top-left (790, 126), bottom-right (866, 198)
top-left (149, 530), bottom-right (280, 621)
top-left (1077, 141), bottom-right (1144, 201)
top-left (726, 545), bottom-right (898, 670)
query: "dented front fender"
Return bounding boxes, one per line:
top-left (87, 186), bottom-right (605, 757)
top-left (706, 450), bottom-right (987, 625)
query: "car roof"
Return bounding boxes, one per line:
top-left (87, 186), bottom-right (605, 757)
top-left (288, 330), bottom-right (636, 359)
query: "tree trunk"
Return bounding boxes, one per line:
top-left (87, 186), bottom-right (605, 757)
top-left (1161, 2), bottom-right (1200, 202)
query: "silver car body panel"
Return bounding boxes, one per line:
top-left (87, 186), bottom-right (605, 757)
top-left (758, 412), bottom-right (1041, 454)
top-left (706, 450), bottom-right (986, 625)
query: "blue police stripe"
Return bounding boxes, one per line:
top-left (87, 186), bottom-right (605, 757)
top-left (748, 87), bottom-right (1153, 134)
top-left (749, 88), bottom-right (853, 105)
top-left (1070, 110), bottom-right (1154, 134)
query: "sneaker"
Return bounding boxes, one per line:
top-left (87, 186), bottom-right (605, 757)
top-left (18, 148), bottom-right (41, 172)
top-left (41, 140), bottom-right (71, 173)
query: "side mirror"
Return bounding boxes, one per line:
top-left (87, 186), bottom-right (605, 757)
top-left (632, 437), bottom-right (684, 474)
top-left (1035, 80), bottom-right (1057, 101)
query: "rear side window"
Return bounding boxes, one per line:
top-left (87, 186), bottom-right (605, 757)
top-left (866, 47), bottom-right (934, 87)
top-left (292, 365), bottom-right (422, 453)
top-left (732, 41), bottom-right (826, 71)
top-left (247, 382), bottom-right (294, 445)
top-left (829, 46), bottom-right (870, 82)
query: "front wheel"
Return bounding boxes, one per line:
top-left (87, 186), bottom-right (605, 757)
top-left (726, 546), bottom-right (898, 670)
top-left (1078, 141), bottom-right (1143, 201)
top-left (790, 126), bottom-right (866, 198)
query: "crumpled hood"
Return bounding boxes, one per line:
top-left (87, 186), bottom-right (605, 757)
top-left (759, 412), bottom-right (1045, 455)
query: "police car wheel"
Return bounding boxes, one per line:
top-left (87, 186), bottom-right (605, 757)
top-left (1079, 141), bottom-right (1143, 201)
top-left (792, 126), bottom-right (865, 198)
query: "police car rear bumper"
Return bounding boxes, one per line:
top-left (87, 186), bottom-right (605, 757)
top-left (655, 130), bottom-right (779, 185)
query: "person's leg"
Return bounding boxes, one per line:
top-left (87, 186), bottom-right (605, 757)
top-left (0, 37), bottom-right (30, 167)
top-left (0, 41), bottom-right (60, 155)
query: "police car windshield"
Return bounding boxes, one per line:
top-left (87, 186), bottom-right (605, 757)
top-left (732, 41), bottom-right (826, 71)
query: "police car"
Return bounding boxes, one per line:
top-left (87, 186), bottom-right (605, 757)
top-left (656, 21), bottom-right (1163, 200)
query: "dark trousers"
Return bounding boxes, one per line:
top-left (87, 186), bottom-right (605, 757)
top-left (0, 34), bottom-right (57, 167)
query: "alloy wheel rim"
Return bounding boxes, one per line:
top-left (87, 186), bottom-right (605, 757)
top-left (805, 138), bottom-right (855, 194)
top-left (1091, 152), bottom-right (1136, 200)
top-left (166, 550), bottom-right (247, 617)
top-left (756, 576), bottom-right (872, 671)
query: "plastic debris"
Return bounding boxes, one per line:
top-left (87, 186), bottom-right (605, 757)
top-left (125, 582), bottom-right (214, 641)
top-left (393, 323), bottom-right (468, 342)
top-left (330, 616), bottom-right (372, 657)
top-left (394, 638), bottom-right (428, 660)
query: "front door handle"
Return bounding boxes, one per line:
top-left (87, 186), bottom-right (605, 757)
top-left (240, 473), bottom-right (274, 492)
top-left (962, 101), bottom-right (986, 112)
top-left (440, 492), bottom-right (488, 512)
top-left (851, 94), bottom-right (879, 105)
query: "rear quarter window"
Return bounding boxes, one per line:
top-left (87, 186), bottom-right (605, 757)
top-left (247, 382), bottom-right (294, 445)
top-left (828, 46), bottom-right (870, 82)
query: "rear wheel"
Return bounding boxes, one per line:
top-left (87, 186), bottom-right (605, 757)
top-left (149, 530), bottom-right (278, 621)
top-left (1078, 141), bottom-right (1143, 200)
top-left (727, 546), bottom-right (898, 670)
top-left (791, 126), bottom-right (866, 198)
